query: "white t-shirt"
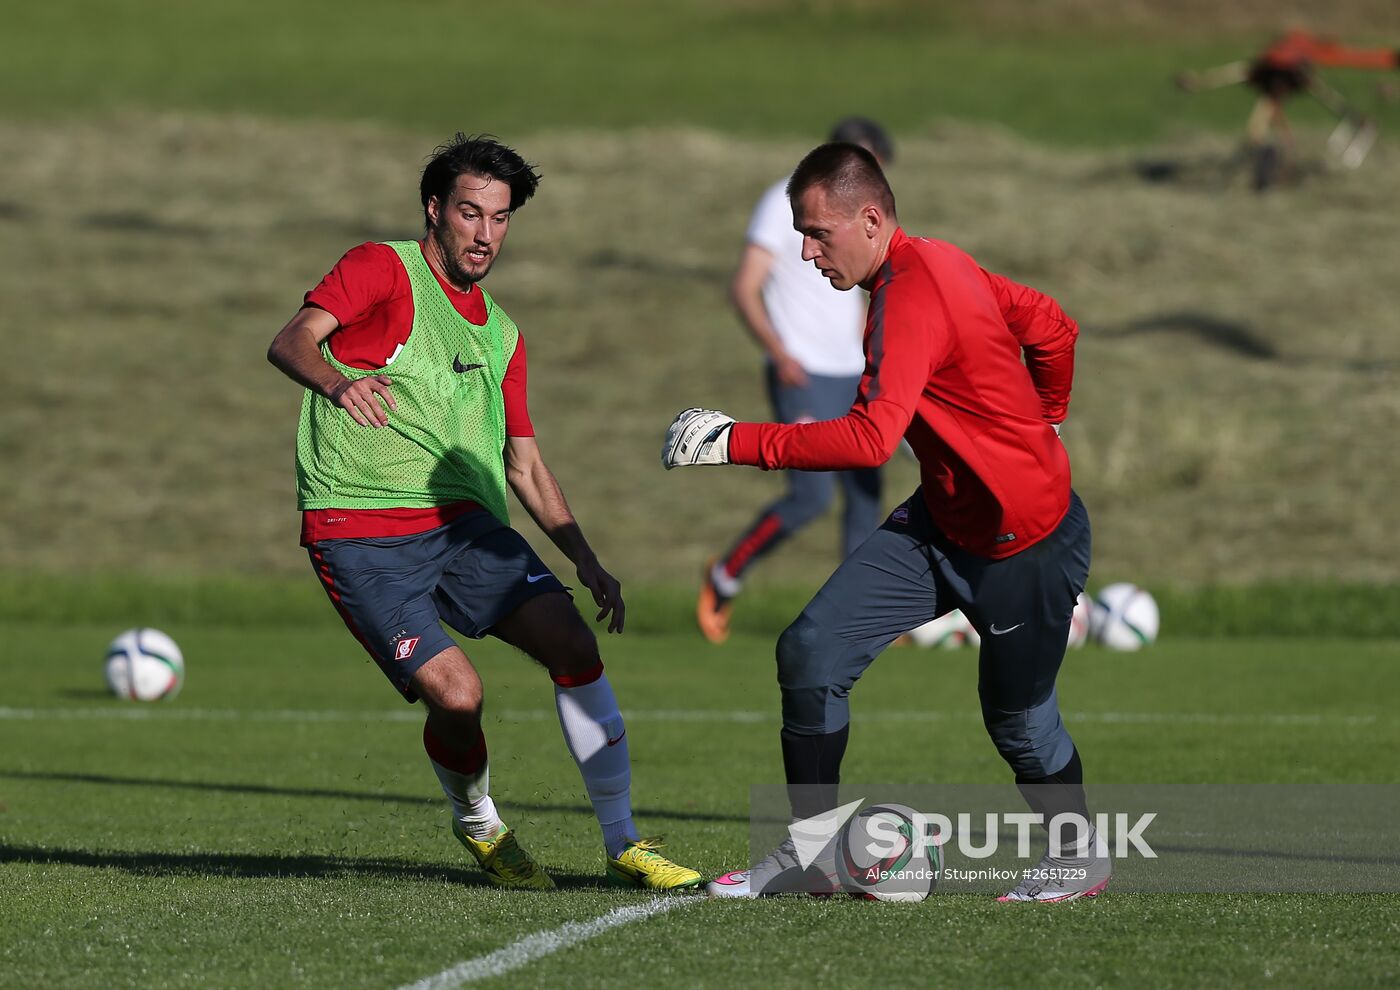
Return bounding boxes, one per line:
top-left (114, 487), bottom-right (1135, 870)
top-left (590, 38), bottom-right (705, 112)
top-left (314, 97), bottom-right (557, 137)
top-left (745, 177), bottom-right (868, 377)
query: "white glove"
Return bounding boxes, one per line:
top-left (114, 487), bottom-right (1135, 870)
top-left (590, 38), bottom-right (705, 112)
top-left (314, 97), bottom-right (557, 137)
top-left (662, 408), bottom-right (735, 469)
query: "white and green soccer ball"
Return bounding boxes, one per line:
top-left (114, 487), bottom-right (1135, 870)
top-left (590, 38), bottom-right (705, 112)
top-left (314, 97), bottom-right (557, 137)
top-left (1066, 591), bottom-right (1094, 649)
top-left (908, 610), bottom-right (977, 649)
top-left (835, 803), bottom-right (942, 902)
top-left (1091, 584), bottom-right (1159, 651)
top-left (104, 628), bottom-right (184, 701)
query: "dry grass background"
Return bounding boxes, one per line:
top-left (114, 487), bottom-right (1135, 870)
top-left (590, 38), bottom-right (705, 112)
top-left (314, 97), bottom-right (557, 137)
top-left (965, 0), bottom-right (1400, 36)
top-left (1, 113), bottom-right (1396, 589)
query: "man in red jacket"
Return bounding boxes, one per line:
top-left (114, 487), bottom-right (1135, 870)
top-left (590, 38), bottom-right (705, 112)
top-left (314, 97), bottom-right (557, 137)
top-left (663, 142), bottom-right (1106, 903)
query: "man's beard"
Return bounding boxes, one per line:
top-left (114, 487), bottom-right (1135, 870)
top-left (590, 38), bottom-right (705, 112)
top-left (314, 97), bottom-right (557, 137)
top-left (432, 225), bottom-right (493, 287)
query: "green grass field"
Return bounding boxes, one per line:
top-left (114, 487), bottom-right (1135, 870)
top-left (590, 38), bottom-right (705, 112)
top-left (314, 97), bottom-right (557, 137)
top-left (2, 622), bottom-right (1398, 988)
top-left (8, 1), bottom-right (1399, 143)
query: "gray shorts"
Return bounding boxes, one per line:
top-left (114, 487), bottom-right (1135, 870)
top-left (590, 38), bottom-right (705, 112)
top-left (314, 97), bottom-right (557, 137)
top-left (308, 511), bottom-right (567, 702)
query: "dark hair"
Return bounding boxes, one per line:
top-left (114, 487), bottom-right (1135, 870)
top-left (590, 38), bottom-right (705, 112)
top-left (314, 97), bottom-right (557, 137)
top-left (420, 133), bottom-right (541, 229)
top-left (827, 117), bottom-right (895, 164)
top-left (787, 142), bottom-right (897, 218)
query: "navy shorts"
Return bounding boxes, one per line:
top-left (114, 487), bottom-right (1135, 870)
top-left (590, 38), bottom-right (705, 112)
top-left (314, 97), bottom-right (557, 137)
top-left (308, 511), bottom-right (568, 702)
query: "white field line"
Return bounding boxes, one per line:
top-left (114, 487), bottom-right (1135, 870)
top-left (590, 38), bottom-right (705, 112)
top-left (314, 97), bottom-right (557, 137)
top-left (396, 897), bottom-right (699, 990)
top-left (0, 706), bottom-right (1382, 727)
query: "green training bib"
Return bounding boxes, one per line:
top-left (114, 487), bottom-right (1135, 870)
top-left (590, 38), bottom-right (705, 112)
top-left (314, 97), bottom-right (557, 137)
top-left (295, 240), bottom-right (518, 524)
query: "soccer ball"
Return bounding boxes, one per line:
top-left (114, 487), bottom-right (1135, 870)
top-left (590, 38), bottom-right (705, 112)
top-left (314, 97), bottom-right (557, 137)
top-left (104, 628), bottom-right (184, 701)
top-left (1091, 584), bottom-right (1160, 651)
top-left (908, 610), bottom-right (974, 648)
top-left (835, 803), bottom-right (941, 902)
top-left (1066, 592), bottom-right (1093, 648)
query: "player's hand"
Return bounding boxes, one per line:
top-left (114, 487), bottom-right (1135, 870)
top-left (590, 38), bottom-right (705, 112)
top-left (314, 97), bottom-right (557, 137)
top-left (662, 408), bottom-right (735, 469)
top-left (330, 374), bottom-right (396, 428)
top-left (576, 554), bottom-right (625, 633)
top-left (774, 353), bottom-right (809, 389)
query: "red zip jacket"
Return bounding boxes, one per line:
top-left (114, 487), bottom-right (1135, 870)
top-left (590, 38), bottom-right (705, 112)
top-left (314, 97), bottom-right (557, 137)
top-left (727, 228), bottom-right (1077, 559)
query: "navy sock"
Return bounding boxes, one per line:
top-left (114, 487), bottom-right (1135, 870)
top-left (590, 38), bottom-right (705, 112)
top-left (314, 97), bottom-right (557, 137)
top-left (781, 724), bottom-right (849, 820)
top-left (1016, 747), bottom-right (1090, 839)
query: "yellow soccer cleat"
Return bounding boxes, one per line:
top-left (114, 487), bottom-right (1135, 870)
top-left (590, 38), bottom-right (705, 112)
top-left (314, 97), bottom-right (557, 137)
top-left (606, 837), bottom-right (703, 891)
top-left (453, 821), bottom-right (556, 891)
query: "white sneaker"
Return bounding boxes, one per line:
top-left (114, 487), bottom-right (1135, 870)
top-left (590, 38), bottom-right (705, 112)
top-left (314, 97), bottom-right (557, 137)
top-left (705, 869), bottom-right (755, 898)
top-left (706, 837), bottom-right (840, 898)
top-left (998, 842), bottom-right (1111, 904)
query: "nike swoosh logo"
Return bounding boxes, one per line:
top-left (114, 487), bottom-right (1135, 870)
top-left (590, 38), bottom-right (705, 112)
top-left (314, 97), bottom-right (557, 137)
top-left (452, 355), bottom-right (484, 374)
top-left (606, 730), bottom-right (626, 747)
top-left (989, 623), bottom-right (1024, 635)
top-left (525, 573), bottom-right (551, 584)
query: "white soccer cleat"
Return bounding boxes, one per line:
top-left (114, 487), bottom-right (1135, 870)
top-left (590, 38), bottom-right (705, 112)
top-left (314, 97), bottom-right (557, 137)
top-left (998, 843), bottom-right (1112, 904)
top-left (662, 408), bottom-right (735, 469)
top-left (706, 869), bottom-right (755, 898)
top-left (706, 836), bottom-right (840, 898)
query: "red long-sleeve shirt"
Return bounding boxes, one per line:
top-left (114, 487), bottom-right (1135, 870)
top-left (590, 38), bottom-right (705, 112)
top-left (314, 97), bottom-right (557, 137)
top-left (727, 228), bottom-right (1077, 559)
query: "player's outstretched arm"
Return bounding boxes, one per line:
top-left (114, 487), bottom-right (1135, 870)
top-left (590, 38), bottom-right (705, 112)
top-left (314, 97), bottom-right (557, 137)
top-left (267, 307), bottom-right (396, 428)
top-left (504, 435), bottom-right (624, 633)
top-left (661, 408), bottom-right (736, 468)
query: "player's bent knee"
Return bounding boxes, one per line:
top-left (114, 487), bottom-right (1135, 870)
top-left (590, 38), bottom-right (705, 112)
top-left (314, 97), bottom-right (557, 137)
top-left (776, 614), bottom-right (831, 689)
top-left (412, 652), bottom-right (484, 722)
top-left (427, 682), bottom-right (483, 721)
top-left (557, 624), bottom-right (601, 677)
top-left (572, 616), bottom-right (601, 657)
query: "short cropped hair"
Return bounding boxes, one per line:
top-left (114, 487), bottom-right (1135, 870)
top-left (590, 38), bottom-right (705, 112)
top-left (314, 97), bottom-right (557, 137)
top-left (420, 133), bottom-right (541, 229)
top-left (827, 117), bottom-right (895, 164)
top-left (787, 142), bottom-right (897, 218)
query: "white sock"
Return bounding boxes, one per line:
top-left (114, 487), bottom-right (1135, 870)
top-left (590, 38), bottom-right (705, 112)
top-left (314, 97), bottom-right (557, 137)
top-left (553, 670), bottom-right (638, 858)
top-left (710, 561), bottom-right (742, 598)
top-left (427, 751), bottom-right (502, 842)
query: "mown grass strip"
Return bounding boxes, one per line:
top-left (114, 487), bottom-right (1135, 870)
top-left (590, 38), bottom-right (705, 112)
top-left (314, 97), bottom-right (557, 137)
top-left (3, 573), bottom-right (1397, 638)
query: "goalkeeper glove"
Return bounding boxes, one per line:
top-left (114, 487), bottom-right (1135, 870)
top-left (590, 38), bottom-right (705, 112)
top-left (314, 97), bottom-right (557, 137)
top-left (662, 408), bottom-right (735, 469)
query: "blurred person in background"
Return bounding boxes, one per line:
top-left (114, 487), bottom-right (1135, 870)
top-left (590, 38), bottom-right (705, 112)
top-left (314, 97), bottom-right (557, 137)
top-left (697, 117), bottom-right (895, 644)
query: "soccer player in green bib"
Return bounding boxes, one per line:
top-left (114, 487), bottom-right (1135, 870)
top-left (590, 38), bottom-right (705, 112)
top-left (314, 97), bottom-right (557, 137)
top-left (268, 134), bottom-right (701, 891)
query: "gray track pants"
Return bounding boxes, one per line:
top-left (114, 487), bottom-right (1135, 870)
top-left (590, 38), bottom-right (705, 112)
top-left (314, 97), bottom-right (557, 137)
top-left (776, 489), bottom-right (1091, 779)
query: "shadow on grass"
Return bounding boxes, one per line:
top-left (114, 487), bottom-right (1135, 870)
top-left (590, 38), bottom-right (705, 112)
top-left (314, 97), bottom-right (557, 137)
top-left (83, 210), bottom-right (212, 240)
top-left (0, 769), bottom-right (748, 823)
top-left (1100, 311), bottom-right (1400, 372)
top-left (0, 841), bottom-right (608, 889)
top-left (0, 201), bottom-right (36, 222)
top-left (56, 689), bottom-right (118, 701)
top-left (1102, 311), bottom-right (1277, 360)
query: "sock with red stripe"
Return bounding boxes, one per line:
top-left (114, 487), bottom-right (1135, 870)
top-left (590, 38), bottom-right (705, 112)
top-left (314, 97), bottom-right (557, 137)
top-left (718, 512), bottom-right (788, 594)
top-left (424, 722), bottom-right (502, 842)
top-left (553, 664), bottom-right (638, 858)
